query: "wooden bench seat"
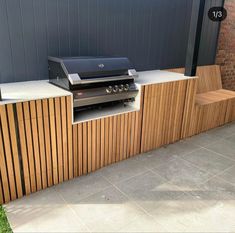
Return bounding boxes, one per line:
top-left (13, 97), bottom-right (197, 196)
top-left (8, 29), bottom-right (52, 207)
top-left (167, 65), bottom-right (235, 136)
top-left (195, 89), bottom-right (235, 105)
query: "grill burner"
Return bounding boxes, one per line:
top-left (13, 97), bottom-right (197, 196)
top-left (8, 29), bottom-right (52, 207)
top-left (48, 56), bottom-right (139, 109)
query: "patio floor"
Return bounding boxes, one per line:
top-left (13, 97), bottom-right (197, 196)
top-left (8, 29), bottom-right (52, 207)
top-left (5, 122), bottom-right (235, 232)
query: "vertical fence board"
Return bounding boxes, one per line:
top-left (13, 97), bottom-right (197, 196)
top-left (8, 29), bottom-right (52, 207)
top-left (42, 99), bottom-right (53, 187)
top-left (55, 98), bottom-right (63, 183)
top-left (30, 101), bottom-right (42, 191)
top-left (67, 97), bottom-right (73, 179)
top-left (49, 99), bottom-right (58, 185)
top-left (0, 107), bottom-right (11, 202)
top-left (6, 105), bottom-right (23, 198)
top-left (61, 97), bottom-right (68, 181)
top-left (1, 105), bottom-right (17, 199)
top-left (36, 100), bottom-right (47, 189)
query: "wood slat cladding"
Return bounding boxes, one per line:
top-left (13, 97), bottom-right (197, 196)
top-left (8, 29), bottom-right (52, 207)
top-left (14, 96), bottom-right (72, 197)
top-left (140, 79), bottom-right (193, 153)
top-left (180, 78), bottom-right (198, 138)
top-left (2, 77), bottom-right (225, 204)
top-left (167, 65), bottom-right (235, 137)
top-left (167, 65), bottom-right (223, 94)
top-left (72, 111), bottom-right (142, 176)
top-left (0, 104), bottom-right (23, 203)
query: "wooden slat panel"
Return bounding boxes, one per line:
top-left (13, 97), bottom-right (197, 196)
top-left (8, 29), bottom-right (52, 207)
top-left (23, 102), bottom-right (37, 192)
top-left (73, 125), bottom-right (78, 177)
top-left (181, 79), bottom-right (198, 138)
top-left (148, 85), bottom-right (155, 149)
top-left (96, 119), bottom-right (101, 169)
top-left (171, 81), bottom-right (187, 142)
top-left (42, 99), bottom-right (53, 187)
top-left (6, 104), bottom-right (23, 198)
top-left (130, 112), bottom-right (137, 156)
top-left (116, 115), bottom-right (121, 162)
top-left (100, 118), bottom-right (105, 167)
top-left (123, 114), bottom-right (128, 159)
top-left (36, 100), bottom-right (47, 189)
top-left (119, 114), bottom-right (125, 161)
top-left (55, 98), bottom-right (63, 182)
top-left (16, 103), bottom-right (31, 194)
top-left (49, 98), bottom-right (58, 185)
top-left (136, 88), bottom-right (144, 155)
top-left (141, 85), bottom-right (150, 152)
top-left (78, 123), bottom-right (83, 175)
top-left (104, 118), bottom-right (109, 166)
top-left (61, 97), bottom-right (68, 181)
top-left (30, 101), bottom-right (42, 191)
top-left (82, 122), bottom-right (88, 174)
top-left (1, 105), bottom-right (17, 200)
top-left (112, 116), bottom-right (117, 163)
top-left (141, 80), bottom-right (190, 152)
top-left (108, 117), bottom-right (113, 164)
top-left (92, 120), bottom-right (97, 172)
top-left (66, 97), bottom-right (73, 179)
top-left (0, 107), bottom-right (11, 202)
top-left (167, 65), bottom-right (222, 94)
top-left (87, 121), bottom-right (92, 173)
top-left (126, 113), bottom-right (132, 157)
top-left (0, 176), bottom-right (4, 204)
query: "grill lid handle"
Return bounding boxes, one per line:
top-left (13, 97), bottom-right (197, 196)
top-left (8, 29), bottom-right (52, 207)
top-left (68, 73), bottom-right (81, 85)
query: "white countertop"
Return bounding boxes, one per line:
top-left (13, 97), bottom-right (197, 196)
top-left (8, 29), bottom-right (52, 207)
top-left (136, 70), bottom-right (196, 85)
top-left (0, 70), bottom-right (196, 106)
top-left (0, 80), bottom-right (71, 105)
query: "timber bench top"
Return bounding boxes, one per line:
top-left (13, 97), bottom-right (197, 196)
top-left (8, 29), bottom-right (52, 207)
top-left (0, 70), bottom-right (196, 106)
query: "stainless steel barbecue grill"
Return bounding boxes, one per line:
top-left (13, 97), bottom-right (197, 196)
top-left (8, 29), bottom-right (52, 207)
top-left (48, 56), bottom-right (139, 109)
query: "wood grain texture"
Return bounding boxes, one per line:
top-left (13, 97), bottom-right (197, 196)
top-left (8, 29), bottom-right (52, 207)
top-left (1, 105), bottom-right (17, 200)
top-left (16, 103), bottom-right (31, 195)
top-left (73, 124), bottom-right (78, 177)
top-left (82, 122), bottom-right (88, 174)
top-left (42, 99), bottom-right (53, 186)
top-left (55, 98), bottom-right (63, 183)
top-left (23, 102), bottom-right (37, 192)
top-left (70, 111), bottom-right (142, 178)
top-left (168, 65), bottom-right (235, 136)
top-left (167, 65), bottom-right (222, 94)
top-left (141, 80), bottom-right (189, 152)
top-left (6, 105), bottom-right (23, 198)
top-left (36, 100), bottom-right (47, 189)
top-left (87, 121), bottom-right (92, 173)
top-left (49, 98), bottom-right (58, 185)
top-left (61, 97), bottom-right (68, 181)
top-left (92, 120), bottom-right (97, 171)
top-left (30, 101), bottom-right (42, 191)
top-left (1, 96), bottom-right (73, 203)
top-left (0, 106), bottom-right (11, 203)
top-left (181, 78), bottom-right (198, 138)
top-left (78, 123), bottom-right (83, 176)
top-left (67, 97), bottom-right (73, 179)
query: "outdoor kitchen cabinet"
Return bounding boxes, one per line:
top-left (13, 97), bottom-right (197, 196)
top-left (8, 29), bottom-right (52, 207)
top-left (0, 70), bottom-right (197, 204)
top-left (140, 78), bottom-right (197, 153)
top-left (0, 94), bottom-right (143, 204)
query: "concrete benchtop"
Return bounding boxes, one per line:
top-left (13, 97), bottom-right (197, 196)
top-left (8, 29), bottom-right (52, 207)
top-left (0, 80), bottom-right (71, 105)
top-left (136, 70), bottom-right (196, 85)
top-left (0, 70), bottom-right (195, 106)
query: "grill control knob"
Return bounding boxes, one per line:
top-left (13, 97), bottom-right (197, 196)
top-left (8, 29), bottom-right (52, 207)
top-left (124, 84), bottom-right (129, 91)
top-left (106, 86), bottom-right (113, 94)
top-left (113, 85), bottom-right (119, 93)
top-left (119, 84), bottom-right (124, 92)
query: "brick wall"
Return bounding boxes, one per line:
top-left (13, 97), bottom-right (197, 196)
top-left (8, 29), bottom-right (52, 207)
top-left (216, 0), bottom-right (235, 91)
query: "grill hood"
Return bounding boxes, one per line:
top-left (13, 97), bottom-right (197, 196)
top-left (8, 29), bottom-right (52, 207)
top-left (48, 56), bottom-right (138, 86)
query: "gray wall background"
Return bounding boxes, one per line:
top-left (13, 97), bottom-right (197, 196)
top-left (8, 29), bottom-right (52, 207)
top-left (0, 0), bottom-right (223, 83)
